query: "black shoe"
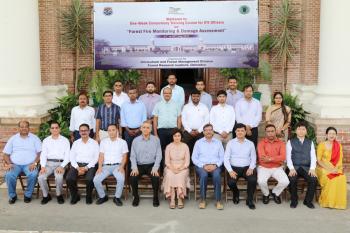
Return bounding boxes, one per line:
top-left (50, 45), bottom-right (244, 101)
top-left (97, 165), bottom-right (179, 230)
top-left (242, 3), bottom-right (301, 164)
top-left (57, 195), bottom-right (64, 204)
top-left (246, 201), bottom-right (256, 210)
top-left (41, 194), bottom-right (52, 205)
top-left (96, 196), bottom-right (108, 205)
top-left (70, 195), bottom-right (81, 205)
top-left (86, 196), bottom-right (93, 205)
top-left (9, 195), bottom-right (17, 204)
top-left (113, 197), bottom-right (123, 206)
top-left (262, 195), bottom-right (270, 204)
top-left (153, 196), bottom-right (160, 207)
top-left (232, 191), bottom-right (240, 204)
top-left (290, 201), bottom-right (298, 208)
top-left (132, 196), bottom-right (139, 207)
top-left (24, 196), bottom-right (32, 203)
top-left (271, 193), bottom-right (281, 204)
top-left (303, 201), bottom-right (315, 209)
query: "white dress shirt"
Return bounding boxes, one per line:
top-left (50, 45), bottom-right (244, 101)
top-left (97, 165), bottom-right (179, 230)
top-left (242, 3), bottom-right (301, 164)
top-left (70, 138), bottom-right (99, 169)
top-left (112, 91), bottom-right (129, 107)
top-left (100, 137), bottom-right (129, 164)
top-left (235, 97), bottom-right (262, 128)
top-left (209, 104), bottom-right (235, 134)
top-left (181, 102), bottom-right (210, 133)
top-left (69, 105), bottom-right (95, 132)
top-left (40, 135), bottom-right (70, 168)
top-left (286, 139), bottom-right (317, 170)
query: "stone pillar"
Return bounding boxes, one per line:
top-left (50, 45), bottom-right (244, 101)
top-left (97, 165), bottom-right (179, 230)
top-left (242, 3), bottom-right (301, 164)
top-left (300, 0), bottom-right (350, 118)
top-left (0, 0), bottom-right (65, 117)
top-left (294, 0), bottom-right (350, 179)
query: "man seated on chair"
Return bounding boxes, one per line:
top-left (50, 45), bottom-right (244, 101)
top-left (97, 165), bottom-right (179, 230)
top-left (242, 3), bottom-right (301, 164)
top-left (286, 121), bottom-right (317, 209)
top-left (66, 123), bottom-right (99, 205)
top-left (93, 124), bottom-right (128, 206)
top-left (2, 120), bottom-right (41, 204)
top-left (192, 123), bottom-right (225, 210)
top-left (257, 124), bottom-right (289, 205)
top-left (224, 123), bottom-right (257, 210)
top-left (38, 121), bottom-right (70, 205)
top-left (130, 121), bottom-right (162, 207)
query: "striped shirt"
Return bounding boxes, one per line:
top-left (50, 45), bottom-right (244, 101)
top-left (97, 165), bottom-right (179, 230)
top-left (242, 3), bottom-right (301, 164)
top-left (95, 103), bottom-right (120, 131)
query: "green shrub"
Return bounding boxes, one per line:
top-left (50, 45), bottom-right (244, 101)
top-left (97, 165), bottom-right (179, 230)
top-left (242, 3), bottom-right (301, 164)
top-left (37, 94), bottom-right (78, 140)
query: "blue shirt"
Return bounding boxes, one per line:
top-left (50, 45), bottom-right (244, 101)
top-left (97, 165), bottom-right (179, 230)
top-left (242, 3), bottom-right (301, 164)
top-left (152, 100), bottom-right (181, 129)
top-left (192, 137), bottom-right (224, 168)
top-left (95, 103), bottom-right (120, 131)
top-left (188, 91), bottom-right (212, 110)
top-left (226, 89), bottom-right (244, 108)
top-left (224, 138), bottom-right (256, 172)
top-left (120, 100), bottom-right (147, 128)
top-left (161, 84), bottom-right (185, 109)
top-left (3, 133), bottom-right (42, 165)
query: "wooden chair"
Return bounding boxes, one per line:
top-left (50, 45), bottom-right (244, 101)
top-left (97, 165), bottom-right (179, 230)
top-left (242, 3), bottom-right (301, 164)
top-left (224, 171), bottom-right (254, 202)
top-left (44, 170), bottom-right (69, 199)
top-left (285, 177), bottom-right (320, 202)
top-left (102, 162), bottom-right (129, 200)
top-left (193, 167), bottom-right (226, 201)
top-left (255, 177), bottom-right (287, 202)
top-left (18, 172), bottom-right (40, 199)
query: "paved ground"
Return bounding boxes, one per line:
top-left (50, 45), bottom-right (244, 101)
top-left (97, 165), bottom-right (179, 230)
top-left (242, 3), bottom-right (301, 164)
top-left (0, 188), bottom-right (349, 233)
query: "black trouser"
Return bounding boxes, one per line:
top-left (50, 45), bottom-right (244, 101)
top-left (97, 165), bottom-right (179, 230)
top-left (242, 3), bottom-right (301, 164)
top-left (130, 164), bottom-right (160, 198)
top-left (226, 166), bottom-right (257, 202)
top-left (182, 131), bottom-right (203, 156)
top-left (124, 129), bottom-right (141, 173)
top-left (287, 167), bottom-right (318, 204)
top-left (66, 163), bottom-right (96, 200)
top-left (157, 128), bottom-right (175, 171)
top-left (246, 127), bottom-right (258, 149)
top-left (232, 120), bottom-right (238, 139)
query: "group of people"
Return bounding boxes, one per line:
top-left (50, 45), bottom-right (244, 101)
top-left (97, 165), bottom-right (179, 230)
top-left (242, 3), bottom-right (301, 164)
top-left (2, 74), bottom-right (347, 211)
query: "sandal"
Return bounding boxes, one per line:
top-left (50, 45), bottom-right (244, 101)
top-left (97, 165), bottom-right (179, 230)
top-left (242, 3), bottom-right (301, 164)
top-left (169, 199), bottom-right (176, 209)
top-left (178, 198), bottom-right (184, 209)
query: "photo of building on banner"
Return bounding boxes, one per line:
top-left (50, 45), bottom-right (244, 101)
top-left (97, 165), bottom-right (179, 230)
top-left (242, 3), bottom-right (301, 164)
top-left (94, 1), bottom-right (258, 69)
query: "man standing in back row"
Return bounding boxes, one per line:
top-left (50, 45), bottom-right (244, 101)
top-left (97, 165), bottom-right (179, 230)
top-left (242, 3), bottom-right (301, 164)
top-left (160, 73), bottom-right (185, 109)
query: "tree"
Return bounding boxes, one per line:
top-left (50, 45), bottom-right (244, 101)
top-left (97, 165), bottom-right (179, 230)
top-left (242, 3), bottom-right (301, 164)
top-left (61, 0), bottom-right (90, 94)
top-left (271, 0), bottom-right (301, 92)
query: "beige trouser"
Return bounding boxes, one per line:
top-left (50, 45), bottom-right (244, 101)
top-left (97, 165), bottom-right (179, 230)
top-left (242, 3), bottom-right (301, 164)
top-left (213, 133), bottom-right (232, 149)
top-left (257, 166), bottom-right (290, 196)
top-left (37, 161), bottom-right (64, 197)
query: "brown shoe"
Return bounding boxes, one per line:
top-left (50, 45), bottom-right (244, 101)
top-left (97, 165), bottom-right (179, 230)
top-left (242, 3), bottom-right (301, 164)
top-left (199, 200), bottom-right (206, 209)
top-left (216, 201), bottom-right (224, 210)
top-left (169, 199), bottom-right (175, 209)
top-left (178, 198), bottom-right (184, 209)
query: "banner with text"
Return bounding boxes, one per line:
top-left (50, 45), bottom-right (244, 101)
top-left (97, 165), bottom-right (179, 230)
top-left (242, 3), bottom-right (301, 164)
top-left (94, 1), bottom-right (258, 69)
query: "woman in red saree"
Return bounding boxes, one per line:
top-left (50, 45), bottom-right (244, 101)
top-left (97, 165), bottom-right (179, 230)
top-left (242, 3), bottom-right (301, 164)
top-left (316, 127), bottom-right (347, 209)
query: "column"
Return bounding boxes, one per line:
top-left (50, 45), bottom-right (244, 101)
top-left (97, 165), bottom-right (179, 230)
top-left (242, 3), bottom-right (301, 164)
top-left (0, 0), bottom-right (56, 117)
top-left (304, 0), bottom-right (350, 118)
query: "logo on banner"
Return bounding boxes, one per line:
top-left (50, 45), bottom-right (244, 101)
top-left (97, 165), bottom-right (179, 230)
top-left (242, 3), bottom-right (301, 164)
top-left (168, 7), bottom-right (184, 15)
top-left (103, 7), bottom-right (113, 16)
top-left (239, 5), bottom-right (250, 15)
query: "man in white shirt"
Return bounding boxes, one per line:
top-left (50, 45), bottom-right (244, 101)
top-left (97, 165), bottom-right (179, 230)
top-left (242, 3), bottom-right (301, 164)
top-left (112, 80), bottom-right (129, 107)
top-left (286, 121), bottom-right (317, 209)
top-left (210, 90), bottom-right (235, 148)
top-left (93, 124), bottom-right (128, 206)
top-left (182, 90), bottom-right (209, 153)
top-left (38, 122), bottom-right (70, 205)
top-left (226, 76), bottom-right (244, 108)
top-left (160, 73), bottom-right (185, 109)
top-left (66, 124), bottom-right (99, 205)
top-left (235, 84), bottom-right (262, 148)
top-left (69, 92), bottom-right (95, 142)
